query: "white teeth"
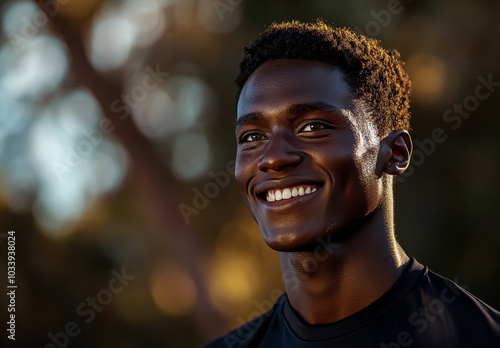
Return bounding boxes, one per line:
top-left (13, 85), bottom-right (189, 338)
top-left (268, 191), bottom-right (275, 202)
top-left (265, 186), bottom-right (319, 202)
top-left (275, 190), bottom-right (282, 200)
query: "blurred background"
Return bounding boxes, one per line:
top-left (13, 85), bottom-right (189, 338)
top-left (0, 0), bottom-right (499, 346)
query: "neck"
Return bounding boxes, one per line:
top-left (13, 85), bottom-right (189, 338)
top-left (280, 195), bottom-right (409, 325)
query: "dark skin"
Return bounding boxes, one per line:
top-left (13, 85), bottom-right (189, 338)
top-left (235, 59), bottom-right (413, 325)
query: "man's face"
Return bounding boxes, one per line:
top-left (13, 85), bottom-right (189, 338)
top-left (235, 59), bottom-right (384, 251)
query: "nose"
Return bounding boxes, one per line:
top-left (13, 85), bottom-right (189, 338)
top-left (257, 132), bottom-right (303, 172)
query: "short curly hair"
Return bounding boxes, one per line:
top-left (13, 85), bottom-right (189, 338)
top-left (235, 20), bottom-right (412, 136)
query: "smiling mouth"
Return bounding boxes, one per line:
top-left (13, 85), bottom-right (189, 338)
top-left (265, 185), bottom-right (319, 202)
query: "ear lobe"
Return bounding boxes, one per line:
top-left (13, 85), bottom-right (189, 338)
top-left (382, 130), bottom-right (413, 175)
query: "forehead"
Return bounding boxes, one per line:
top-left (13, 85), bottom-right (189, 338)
top-left (237, 59), bottom-right (355, 119)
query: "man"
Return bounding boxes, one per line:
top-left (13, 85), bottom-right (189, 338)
top-left (203, 20), bottom-right (500, 347)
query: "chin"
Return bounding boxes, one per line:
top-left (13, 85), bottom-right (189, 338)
top-left (261, 225), bottom-right (323, 252)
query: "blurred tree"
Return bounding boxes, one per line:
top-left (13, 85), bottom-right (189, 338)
top-left (0, 0), bottom-right (498, 347)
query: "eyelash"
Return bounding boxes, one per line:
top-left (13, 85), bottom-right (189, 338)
top-left (239, 132), bottom-right (267, 143)
top-left (239, 121), bottom-right (331, 144)
top-left (300, 122), bottom-right (327, 132)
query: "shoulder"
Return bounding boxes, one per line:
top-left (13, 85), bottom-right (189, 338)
top-left (423, 266), bottom-right (500, 317)
top-left (200, 294), bottom-right (286, 348)
top-left (410, 262), bottom-right (500, 344)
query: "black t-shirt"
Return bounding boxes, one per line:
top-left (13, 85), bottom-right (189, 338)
top-left (202, 258), bottom-right (500, 347)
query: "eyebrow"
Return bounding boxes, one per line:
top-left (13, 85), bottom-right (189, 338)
top-left (235, 102), bottom-right (341, 130)
top-left (234, 112), bottom-right (264, 130)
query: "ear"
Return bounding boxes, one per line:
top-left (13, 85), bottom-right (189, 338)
top-left (378, 130), bottom-right (413, 176)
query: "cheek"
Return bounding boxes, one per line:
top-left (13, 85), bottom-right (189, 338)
top-left (234, 164), bottom-right (244, 190)
top-left (235, 154), bottom-right (250, 192)
top-left (320, 147), bottom-right (357, 182)
top-left (322, 149), bottom-right (368, 203)
top-left (352, 149), bottom-right (384, 212)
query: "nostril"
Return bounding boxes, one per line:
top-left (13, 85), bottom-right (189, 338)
top-left (258, 154), bottom-right (303, 172)
top-left (257, 134), bottom-right (303, 172)
top-left (258, 148), bottom-right (303, 172)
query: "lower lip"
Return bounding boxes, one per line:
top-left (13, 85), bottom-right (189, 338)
top-left (259, 189), bottom-right (321, 209)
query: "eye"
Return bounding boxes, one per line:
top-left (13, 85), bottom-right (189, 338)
top-left (240, 132), bottom-right (267, 143)
top-left (300, 122), bottom-right (327, 133)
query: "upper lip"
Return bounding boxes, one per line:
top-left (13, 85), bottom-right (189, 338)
top-left (254, 177), bottom-right (324, 198)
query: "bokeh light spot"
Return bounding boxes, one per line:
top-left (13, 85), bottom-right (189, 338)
top-left (89, 13), bottom-right (137, 71)
top-left (132, 76), bottom-right (216, 140)
top-left (2, 1), bottom-right (39, 37)
top-left (406, 53), bottom-right (447, 106)
top-left (26, 89), bottom-right (128, 234)
top-left (123, 0), bottom-right (167, 47)
top-left (150, 263), bottom-right (197, 317)
top-left (0, 35), bottom-right (68, 98)
top-left (208, 251), bottom-right (259, 316)
top-left (171, 132), bottom-right (212, 180)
